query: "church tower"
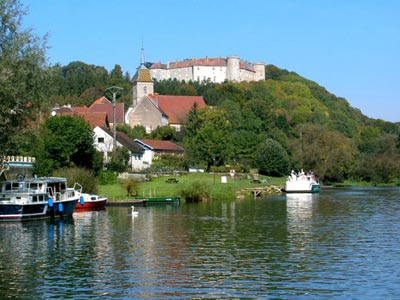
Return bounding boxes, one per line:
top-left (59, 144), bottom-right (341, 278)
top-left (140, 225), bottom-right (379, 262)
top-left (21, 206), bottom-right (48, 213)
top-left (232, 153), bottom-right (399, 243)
top-left (132, 48), bottom-right (154, 106)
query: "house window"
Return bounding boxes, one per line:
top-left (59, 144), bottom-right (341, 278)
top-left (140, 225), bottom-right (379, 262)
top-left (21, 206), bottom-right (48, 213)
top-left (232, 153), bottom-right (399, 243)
top-left (143, 86), bottom-right (147, 94)
top-left (98, 137), bottom-right (104, 143)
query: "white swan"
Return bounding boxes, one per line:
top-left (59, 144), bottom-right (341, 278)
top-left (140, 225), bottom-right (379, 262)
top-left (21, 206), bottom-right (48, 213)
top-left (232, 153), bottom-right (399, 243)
top-left (131, 205), bottom-right (139, 217)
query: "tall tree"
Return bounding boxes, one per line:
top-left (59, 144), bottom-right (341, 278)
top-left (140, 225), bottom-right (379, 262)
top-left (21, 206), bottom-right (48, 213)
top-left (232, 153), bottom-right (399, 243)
top-left (0, 0), bottom-right (48, 157)
top-left (34, 115), bottom-right (98, 175)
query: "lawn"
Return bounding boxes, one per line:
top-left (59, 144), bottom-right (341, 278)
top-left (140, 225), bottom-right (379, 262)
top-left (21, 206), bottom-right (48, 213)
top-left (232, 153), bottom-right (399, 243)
top-left (99, 172), bottom-right (287, 201)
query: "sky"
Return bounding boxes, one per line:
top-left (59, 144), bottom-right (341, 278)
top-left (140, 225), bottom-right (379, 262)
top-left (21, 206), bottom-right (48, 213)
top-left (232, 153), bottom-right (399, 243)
top-left (21, 0), bottom-right (400, 122)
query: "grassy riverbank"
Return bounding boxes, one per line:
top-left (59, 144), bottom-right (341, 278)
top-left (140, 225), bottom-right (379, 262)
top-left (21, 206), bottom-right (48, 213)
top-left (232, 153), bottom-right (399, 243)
top-left (99, 172), bottom-right (287, 201)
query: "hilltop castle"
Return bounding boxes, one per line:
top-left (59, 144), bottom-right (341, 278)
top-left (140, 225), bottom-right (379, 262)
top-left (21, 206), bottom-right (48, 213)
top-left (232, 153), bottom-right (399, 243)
top-left (150, 56), bottom-right (265, 83)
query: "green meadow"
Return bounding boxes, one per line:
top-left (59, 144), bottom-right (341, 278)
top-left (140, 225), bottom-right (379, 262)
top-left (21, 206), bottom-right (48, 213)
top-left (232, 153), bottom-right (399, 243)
top-left (99, 172), bottom-right (287, 201)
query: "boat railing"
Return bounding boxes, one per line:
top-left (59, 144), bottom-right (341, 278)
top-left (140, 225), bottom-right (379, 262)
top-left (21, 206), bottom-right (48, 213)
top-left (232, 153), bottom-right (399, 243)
top-left (73, 182), bottom-right (83, 193)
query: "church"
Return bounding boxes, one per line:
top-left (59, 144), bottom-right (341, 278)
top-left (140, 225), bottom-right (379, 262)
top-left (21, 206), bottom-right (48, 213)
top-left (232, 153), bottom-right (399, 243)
top-left (125, 49), bottom-right (206, 133)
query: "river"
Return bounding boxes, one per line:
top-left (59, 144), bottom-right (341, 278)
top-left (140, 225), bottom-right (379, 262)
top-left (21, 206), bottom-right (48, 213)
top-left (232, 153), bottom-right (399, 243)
top-left (0, 187), bottom-right (399, 299)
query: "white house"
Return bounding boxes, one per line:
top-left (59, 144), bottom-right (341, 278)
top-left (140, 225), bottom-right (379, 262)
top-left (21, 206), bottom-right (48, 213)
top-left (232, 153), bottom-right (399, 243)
top-left (93, 126), bottom-right (145, 171)
top-left (134, 139), bottom-right (185, 167)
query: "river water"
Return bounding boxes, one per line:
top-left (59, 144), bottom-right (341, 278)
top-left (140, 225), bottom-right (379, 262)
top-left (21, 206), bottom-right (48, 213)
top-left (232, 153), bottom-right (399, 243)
top-left (0, 187), bottom-right (399, 299)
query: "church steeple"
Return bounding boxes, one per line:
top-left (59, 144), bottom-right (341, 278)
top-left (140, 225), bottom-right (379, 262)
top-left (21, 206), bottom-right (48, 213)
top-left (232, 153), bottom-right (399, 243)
top-left (140, 47), bottom-right (146, 68)
top-left (132, 47), bottom-right (154, 106)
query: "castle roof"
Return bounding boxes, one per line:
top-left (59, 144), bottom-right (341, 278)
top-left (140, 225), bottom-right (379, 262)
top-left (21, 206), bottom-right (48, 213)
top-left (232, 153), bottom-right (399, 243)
top-left (150, 57), bottom-right (258, 72)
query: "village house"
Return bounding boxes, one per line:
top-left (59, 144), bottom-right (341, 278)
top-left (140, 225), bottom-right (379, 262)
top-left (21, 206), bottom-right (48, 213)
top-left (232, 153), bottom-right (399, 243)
top-left (93, 126), bottom-right (145, 170)
top-left (134, 139), bottom-right (184, 167)
top-left (51, 96), bottom-right (124, 130)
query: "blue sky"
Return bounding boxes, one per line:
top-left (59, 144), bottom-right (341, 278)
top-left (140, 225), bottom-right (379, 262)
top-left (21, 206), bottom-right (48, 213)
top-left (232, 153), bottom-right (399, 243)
top-left (21, 0), bottom-right (399, 122)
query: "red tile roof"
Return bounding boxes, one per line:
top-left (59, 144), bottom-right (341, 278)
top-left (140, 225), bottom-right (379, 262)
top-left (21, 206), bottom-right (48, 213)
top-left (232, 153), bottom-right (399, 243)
top-left (88, 96), bottom-right (124, 123)
top-left (137, 139), bottom-right (184, 152)
top-left (150, 57), bottom-right (227, 70)
top-left (149, 95), bottom-right (205, 124)
top-left (80, 112), bottom-right (108, 130)
top-left (150, 57), bottom-right (256, 72)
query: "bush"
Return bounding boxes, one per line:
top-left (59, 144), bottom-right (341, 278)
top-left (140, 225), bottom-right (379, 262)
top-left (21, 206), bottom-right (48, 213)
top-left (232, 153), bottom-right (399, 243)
top-left (53, 167), bottom-right (98, 194)
top-left (120, 178), bottom-right (139, 197)
top-left (180, 181), bottom-right (210, 203)
top-left (97, 171), bottom-right (118, 185)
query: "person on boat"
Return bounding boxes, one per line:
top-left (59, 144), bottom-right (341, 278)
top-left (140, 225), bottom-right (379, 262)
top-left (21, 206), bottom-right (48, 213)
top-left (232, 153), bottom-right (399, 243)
top-left (290, 170), bottom-right (296, 180)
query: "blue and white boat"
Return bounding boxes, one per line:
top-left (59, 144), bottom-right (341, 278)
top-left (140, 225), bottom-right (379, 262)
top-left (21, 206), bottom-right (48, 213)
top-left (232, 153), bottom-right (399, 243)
top-left (0, 176), bottom-right (82, 221)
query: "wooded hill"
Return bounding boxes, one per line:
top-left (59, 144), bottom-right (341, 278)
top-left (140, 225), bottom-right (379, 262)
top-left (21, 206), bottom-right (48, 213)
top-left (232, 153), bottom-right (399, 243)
top-left (37, 62), bottom-right (400, 183)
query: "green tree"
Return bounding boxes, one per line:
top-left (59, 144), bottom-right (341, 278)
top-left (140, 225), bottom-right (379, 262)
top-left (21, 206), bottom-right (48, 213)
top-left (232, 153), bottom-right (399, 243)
top-left (150, 126), bottom-right (177, 141)
top-left (34, 115), bottom-right (97, 175)
top-left (105, 147), bottom-right (130, 173)
top-left (254, 138), bottom-right (290, 176)
top-left (0, 0), bottom-right (47, 156)
top-left (183, 107), bottom-right (232, 170)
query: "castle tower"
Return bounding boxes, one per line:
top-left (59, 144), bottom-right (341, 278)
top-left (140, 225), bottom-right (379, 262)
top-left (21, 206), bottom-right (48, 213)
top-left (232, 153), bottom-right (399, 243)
top-left (132, 48), bottom-right (154, 106)
top-left (253, 62), bottom-right (266, 81)
top-left (226, 56), bottom-right (240, 81)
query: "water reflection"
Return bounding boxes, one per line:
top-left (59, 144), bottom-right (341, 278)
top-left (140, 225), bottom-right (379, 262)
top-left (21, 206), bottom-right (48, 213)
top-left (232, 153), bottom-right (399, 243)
top-left (0, 188), bottom-right (399, 299)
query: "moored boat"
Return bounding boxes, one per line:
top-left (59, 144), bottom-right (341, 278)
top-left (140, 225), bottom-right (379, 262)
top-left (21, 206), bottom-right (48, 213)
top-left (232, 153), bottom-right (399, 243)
top-left (75, 193), bottom-right (107, 211)
top-left (133, 196), bottom-right (181, 205)
top-left (0, 177), bottom-right (82, 221)
top-left (284, 172), bottom-right (320, 193)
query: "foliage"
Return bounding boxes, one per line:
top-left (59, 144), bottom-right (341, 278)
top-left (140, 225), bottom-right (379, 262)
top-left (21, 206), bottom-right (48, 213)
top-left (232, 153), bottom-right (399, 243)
top-left (105, 147), bottom-right (130, 173)
top-left (183, 106), bottom-right (232, 170)
top-left (180, 181), bottom-right (210, 202)
top-left (97, 170), bottom-right (118, 185)
top-left (53, 167), bottom-right (98, 195)
top-left (149, 126), bottom-right (177, 141)
top-left (117, 124), bottom-right (147, 139)
top-left (119, 177), bottom-right (139, 196)
top-left (0, 0), bottom-right (48, 157)
top-left (2, 3), bottom-right (398, 185)
top-left (254, 138), bottom-right (290, 176)
top-left (34, 115), bottom-right (97, 175)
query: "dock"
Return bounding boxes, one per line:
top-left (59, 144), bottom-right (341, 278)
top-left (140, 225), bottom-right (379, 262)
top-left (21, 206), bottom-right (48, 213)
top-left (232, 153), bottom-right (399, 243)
top-left (243, 186), bottom-right (283, 198)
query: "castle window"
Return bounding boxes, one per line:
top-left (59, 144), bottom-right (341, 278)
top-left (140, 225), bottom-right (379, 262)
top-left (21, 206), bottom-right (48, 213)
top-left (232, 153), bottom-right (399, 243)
top-left (143, 86), bottom-right (147, 94)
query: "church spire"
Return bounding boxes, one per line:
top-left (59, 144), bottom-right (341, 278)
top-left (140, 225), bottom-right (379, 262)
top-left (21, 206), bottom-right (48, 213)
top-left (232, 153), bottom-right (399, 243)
top-left (140, 47), bottom-right (146, 68)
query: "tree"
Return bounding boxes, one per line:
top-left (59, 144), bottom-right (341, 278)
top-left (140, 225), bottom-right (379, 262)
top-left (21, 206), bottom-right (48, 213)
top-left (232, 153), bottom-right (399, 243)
top-left (183, 106), bottom-right (232, 170)
top-left (254, 138), bottom-right (290, 176)
top-left (150, 126), bottom-right (177, 141)
top-left (34, 115), bottom-right (97, 175)
top-left (105, 147), bottom-right (130, 173)
top-left (0, 0), bottom-right (48, 157)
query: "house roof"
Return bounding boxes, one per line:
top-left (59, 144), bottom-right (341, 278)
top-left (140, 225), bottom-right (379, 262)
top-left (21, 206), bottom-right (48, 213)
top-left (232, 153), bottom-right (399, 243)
top-left (101, 127), bottom-right (144, 153)
top-left (80, 112), bottom-right (108, 130)
top-left (88, 96), bottom-right (124, 123)
top-left (135, 139), bottom-right (184, 153)
top-left (149, 95), bottom-right (205, 124)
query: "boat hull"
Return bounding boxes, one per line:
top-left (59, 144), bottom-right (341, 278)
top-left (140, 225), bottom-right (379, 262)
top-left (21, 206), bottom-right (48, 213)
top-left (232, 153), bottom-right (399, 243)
top-left (134, 196), bottom-right (181, 205)
top-left (0, 199), bottom-right (78, 221)
top-left (75, 194), bottom-right (107, 211)
top-left (75, 199), bottom-right (107, 210)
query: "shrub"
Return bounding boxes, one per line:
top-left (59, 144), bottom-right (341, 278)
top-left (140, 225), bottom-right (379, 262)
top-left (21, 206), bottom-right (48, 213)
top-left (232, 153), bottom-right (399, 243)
top-left (53, 167), bottom-right (98, 194)
top-left (180, 181), bottom-right (210, 203)
top-left (97, 171), bottom-right (118, 185)
top-left (120, 178), bottom-right (139, 197)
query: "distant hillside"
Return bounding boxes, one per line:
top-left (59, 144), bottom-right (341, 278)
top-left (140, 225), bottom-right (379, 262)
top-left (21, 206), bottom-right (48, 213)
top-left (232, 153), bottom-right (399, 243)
top-left (155, 64), bottom-right (400, 183)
